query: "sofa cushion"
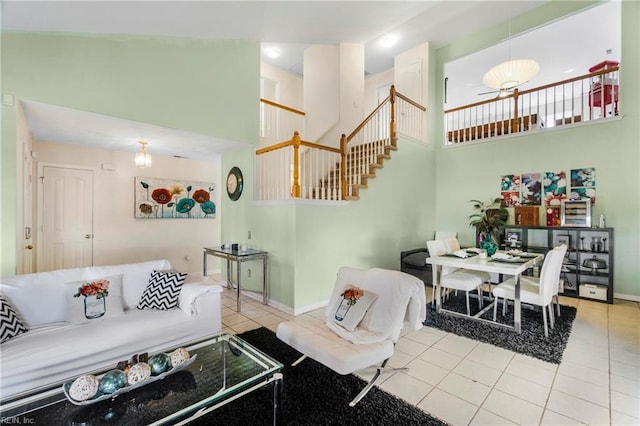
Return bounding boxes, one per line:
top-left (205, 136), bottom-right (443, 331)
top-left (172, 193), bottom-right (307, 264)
top-left (0, 295), bottom-right (28, 343)
top-left (0, 307), bottom-right (219, 399)
top-left (137, 270), bottom-right (187, 310)
top-left (64, 274), bottom-right (125, 324)
top-left (0, 259), bottom-right (172, 326)
top-left (328, 285), bottom-right (377, 332)
top-left (81, 259), bottom-right (172, 310)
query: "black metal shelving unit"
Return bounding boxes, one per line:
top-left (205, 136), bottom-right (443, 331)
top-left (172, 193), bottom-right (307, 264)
top-left (503, 225), bottom-right (614, 304)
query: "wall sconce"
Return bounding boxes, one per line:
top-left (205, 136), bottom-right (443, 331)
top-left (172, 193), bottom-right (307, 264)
top-left (134, 141), bottom-right (152, 168)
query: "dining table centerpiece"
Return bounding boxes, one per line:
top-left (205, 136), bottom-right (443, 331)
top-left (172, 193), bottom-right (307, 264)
top-left (468, 197), bottom-right (509, 256)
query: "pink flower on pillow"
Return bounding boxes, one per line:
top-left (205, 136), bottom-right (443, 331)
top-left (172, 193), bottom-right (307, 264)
top-left (74, 279), bottom-right (110, 299)
top-left (341, 287), bottom-right (364, 306)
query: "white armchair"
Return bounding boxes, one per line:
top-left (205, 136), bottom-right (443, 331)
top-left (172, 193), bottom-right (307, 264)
top-left (276, 267), bottom-right (426, 406)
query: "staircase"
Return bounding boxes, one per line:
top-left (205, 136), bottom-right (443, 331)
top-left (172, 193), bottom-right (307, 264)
top-left (255, 85), bottom-right (426, 202)
top-left (315, 139), bottom-right (397, 200)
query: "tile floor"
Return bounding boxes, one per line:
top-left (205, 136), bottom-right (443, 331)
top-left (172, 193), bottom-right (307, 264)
top-left (220, 285), bottom-right (640, 426)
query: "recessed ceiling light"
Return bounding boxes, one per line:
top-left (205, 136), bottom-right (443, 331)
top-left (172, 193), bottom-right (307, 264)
top-left (266, 48), bottom-right (281, 59)
top-left (380, 35), bottom-right (398, 48)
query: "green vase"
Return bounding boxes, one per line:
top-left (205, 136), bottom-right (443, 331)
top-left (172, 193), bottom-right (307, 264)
top-left (481, 235), bottom-right (498, 256)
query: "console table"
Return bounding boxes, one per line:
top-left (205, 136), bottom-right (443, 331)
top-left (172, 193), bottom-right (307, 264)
top-left (203, 246), bottom-right (268, 312)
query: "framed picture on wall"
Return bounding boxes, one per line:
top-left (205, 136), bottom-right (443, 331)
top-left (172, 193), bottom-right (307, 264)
top-left (135, 177), bottom-right (216, 219)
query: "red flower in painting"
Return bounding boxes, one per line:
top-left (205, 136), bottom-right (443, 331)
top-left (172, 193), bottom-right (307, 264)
top-left (152, 188), bottom-right (172, 205)
top-left (192, 189), bottom-right (210, 204)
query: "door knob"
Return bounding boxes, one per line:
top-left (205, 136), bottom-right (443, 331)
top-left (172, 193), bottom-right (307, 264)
top-left (85, 234), bottom-right (92, 239)
top-left (25, 245), bottom-right (33, 250)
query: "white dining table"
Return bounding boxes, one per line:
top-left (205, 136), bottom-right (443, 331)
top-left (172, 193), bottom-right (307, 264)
top-left (426, 252), bottom-right (544, 333)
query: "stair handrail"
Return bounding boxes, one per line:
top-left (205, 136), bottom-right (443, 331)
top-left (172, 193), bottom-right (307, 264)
top-left (260, 98), bottom-right (306, 116)
top-left (260, 98), bottom-right (306, 144)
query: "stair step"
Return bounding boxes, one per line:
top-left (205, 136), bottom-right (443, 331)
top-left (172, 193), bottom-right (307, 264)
top-left (311, 139), bottom-right (394, 201)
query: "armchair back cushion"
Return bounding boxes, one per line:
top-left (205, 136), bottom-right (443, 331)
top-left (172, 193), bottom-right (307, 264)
top-left (325, 267), bottom-right (425, 344)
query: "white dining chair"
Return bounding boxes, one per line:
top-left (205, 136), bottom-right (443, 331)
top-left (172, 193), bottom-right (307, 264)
top-left (427, 239), bottom-right (485, 315)
top-left (443, 237), bottom-right (492, 285)
top-left (492, 244), bottom-right (567, 337)
top-left (434, 231), bottom-right (457, 240)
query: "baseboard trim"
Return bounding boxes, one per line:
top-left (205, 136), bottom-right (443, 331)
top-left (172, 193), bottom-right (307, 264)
top-left (614, 292), bottom-right (640, 302)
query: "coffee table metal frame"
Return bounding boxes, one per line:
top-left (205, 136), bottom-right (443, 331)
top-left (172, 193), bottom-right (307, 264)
top-left (0, 332), bottom-right (283, 425)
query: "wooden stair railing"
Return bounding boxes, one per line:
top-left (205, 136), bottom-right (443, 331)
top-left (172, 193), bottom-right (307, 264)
top-left (260, 98), bottom-right (306, 145)
top-left (255, 85), bottom-right (427, 201)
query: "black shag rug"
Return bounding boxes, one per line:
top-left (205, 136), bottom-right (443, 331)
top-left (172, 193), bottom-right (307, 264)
top-left (190, 327), bottom-right (448, 426)
top-left (424, 292), bottom-right (577, 364)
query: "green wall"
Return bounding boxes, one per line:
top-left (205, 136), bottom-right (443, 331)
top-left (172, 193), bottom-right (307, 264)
top-left (291, 139), bottom-right (435, 308)
top-left (220, 139), bottom-right (435, 312)
top-left (434, 1), bottom-right (640, 298)
top-left (1, 32), bottom-right (260, 276)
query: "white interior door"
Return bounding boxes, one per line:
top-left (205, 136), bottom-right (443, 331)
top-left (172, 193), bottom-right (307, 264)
top-left (20, 141), bottom-right (34, 274)
top-left (37, 165), bottom-right (94, 272)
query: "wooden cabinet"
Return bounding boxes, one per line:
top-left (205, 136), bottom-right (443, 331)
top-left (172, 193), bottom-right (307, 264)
top-left (503, 225), bottom-right (614, 303)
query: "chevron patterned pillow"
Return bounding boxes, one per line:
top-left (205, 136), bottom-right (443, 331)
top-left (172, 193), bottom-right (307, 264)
top-left (136, 270), bottom-right (187, 310)
top-left (1, 295), bottom-right (28, 344)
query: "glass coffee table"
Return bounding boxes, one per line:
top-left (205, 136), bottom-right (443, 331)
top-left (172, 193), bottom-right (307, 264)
top-left (0, 332), bottom-right (283, 425)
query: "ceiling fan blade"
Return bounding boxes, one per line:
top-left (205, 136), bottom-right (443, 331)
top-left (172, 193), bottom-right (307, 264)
top-left (477, 90), bottom-right (499, 95)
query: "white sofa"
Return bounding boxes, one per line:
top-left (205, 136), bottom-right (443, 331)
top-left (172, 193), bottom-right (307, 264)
top-left (0, 259), bottom-right (222, 402)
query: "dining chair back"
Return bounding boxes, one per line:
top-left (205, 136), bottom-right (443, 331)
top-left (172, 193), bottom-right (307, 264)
top-left (427, 239), bottom-right (485, 315)
top-left (434, 231), bottom-right (457, 240)
top-left (443, 237), bottom-right (462, 253)
top-left (538, 245), bottom-right (568, 304)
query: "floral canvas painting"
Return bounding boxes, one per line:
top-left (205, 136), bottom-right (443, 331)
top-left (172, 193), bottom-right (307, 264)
top-left (501, 174), bottom-right (520, 192)
top-left (502, 191), bottom-right (520, 207)
top-left (520, 172), bottom-right (542, 205)
top-left (501, 175), bottom-right (521, 206)
top-left (543, 171), bottom-right (567, 206)
top-left (570, 168), bottom-right (596, 203)
top-left (135, 177), bottom-right (216, 219)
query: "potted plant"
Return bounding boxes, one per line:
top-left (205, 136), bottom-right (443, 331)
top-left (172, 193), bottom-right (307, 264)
top-left (468, 197), bottom-right (509, 255)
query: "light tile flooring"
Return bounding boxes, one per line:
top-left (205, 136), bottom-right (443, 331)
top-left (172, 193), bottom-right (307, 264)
top-left (220, 286), bottom-right (640, 426)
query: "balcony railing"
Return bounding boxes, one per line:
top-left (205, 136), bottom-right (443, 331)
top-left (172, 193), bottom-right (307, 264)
top-left (444, 62), bottom-right (620, 145)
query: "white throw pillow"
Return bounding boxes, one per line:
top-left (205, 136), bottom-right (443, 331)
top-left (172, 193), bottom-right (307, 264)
top-left (64, 275), bottom-right (125, 324)
top-left (0, 295), bottom-right (28, 343)
top-left (136, 270), bottom-right (187, 310)
top-left (328, 285), bottom-right (377, 332)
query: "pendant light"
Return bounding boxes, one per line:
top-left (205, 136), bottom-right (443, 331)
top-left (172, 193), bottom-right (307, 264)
top-left (482, 21), bottom-right (539, 91)
top-left (134, 141), bottom-right (152, 168)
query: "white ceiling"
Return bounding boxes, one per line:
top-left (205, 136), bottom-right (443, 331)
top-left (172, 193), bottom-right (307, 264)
top-left (2, 1), bottom-right (620, 160)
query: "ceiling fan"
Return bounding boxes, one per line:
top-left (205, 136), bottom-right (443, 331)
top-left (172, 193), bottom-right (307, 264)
top-left (478, 20), bottom-right (540, 98)
top-left (477, 87), bottom-right (515, 98)
top-left (478, 58), bottom-right (539, 98)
